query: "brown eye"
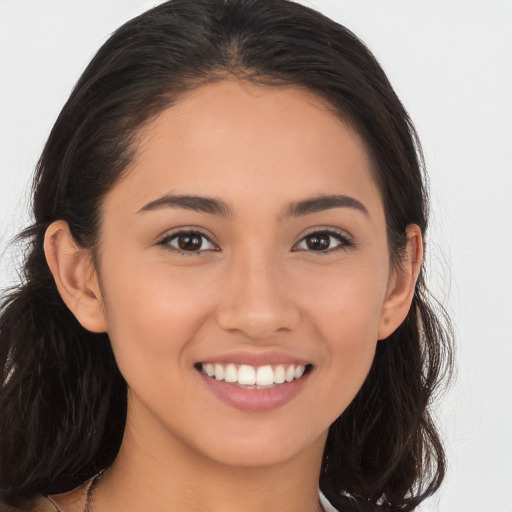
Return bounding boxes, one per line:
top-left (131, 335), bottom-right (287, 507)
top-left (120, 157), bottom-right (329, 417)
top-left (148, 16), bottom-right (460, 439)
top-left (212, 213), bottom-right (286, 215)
top-left (294, 230), bottom-right (352, 253)
top-left (161, 231), bottom-right (216, 253)
top-left (305, 234), bottom-right (330, 251)
top-left (177, 233), bottom-right (203, 251)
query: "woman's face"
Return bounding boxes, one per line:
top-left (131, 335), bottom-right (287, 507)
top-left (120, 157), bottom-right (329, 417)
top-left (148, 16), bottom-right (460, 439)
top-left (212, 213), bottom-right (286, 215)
top-left (95, 79), bottom-right (394, 468)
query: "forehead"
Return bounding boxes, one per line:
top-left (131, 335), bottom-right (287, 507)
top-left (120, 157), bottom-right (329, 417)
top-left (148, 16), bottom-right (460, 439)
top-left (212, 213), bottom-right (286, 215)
top-left (105, 79), bottom-right (382, 218)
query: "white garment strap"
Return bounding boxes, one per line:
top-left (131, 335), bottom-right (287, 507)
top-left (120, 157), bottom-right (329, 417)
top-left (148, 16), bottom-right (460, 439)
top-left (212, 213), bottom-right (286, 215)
top-left (319, 490), bottom-right (340, 512)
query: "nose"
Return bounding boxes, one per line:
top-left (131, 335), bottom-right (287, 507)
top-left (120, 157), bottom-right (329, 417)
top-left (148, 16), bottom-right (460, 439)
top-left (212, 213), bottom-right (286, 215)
top-left (214, 251), bottom-right (300, 341)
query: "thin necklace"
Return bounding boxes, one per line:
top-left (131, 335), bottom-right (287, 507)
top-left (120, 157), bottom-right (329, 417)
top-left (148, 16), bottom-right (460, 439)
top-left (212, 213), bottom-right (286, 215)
top-left (83, 470), bottom-right (105, 512)
top-left (82, 470), bottom-right (326, 512)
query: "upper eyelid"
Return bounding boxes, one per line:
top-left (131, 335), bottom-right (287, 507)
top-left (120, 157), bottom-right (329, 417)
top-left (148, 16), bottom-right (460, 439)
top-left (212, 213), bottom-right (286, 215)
top-left (157, 226), bottom-right (217, 243)
top-left (295, 226), bottom-right (353, 241)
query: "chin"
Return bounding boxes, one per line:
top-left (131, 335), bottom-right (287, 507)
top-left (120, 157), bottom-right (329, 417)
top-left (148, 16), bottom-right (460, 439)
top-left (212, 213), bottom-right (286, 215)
top-left (186, 421), bottom-right (327, 469)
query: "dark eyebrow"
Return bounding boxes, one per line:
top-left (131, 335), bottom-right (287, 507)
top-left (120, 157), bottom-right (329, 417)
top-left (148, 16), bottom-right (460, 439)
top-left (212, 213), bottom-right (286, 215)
top-left (285, 194), bottom-right (369, 217)
top-left (138, 193), bottom-right (368, 218)
top-left (138, 195), bottom-right (233, 216)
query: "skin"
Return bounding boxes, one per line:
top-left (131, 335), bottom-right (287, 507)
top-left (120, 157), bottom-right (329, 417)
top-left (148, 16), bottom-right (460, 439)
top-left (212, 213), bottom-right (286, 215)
top-left (44, 79), bottom-right (422, 512)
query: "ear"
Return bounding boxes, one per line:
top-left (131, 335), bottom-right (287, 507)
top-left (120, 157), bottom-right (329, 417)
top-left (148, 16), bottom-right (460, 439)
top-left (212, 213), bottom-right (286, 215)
top-left (377, 224), bottom-right (423, 340)
top-left (44, 220), bottom-right (108, 333)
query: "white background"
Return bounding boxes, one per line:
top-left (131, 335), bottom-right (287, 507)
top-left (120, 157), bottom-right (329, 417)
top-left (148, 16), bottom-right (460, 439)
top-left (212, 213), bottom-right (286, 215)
top-left (1, 1), bottom-right (511, 511)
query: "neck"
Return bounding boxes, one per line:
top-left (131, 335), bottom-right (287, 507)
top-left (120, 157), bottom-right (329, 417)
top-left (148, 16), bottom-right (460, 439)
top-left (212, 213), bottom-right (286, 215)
top-left (95, 398), bottom-right (327, 512)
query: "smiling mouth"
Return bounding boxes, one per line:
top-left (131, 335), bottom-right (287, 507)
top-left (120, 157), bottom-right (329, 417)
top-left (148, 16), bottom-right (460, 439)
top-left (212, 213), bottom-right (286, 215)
top-left (195, 363), bottom-right (313, 389)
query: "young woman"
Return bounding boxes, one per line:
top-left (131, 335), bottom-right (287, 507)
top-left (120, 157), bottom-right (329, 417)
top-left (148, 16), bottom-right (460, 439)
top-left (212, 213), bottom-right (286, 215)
top-left (0, 1), bottom-right (453, 511)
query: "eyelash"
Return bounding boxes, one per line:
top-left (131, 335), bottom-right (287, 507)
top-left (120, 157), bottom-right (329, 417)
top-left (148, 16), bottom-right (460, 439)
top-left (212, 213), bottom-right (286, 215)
top-left (158, 230), bottom-right (218, 255)
top-left (292, 228), bottom-right (354, 254)
top-left (157, 228), bottom-right (354, 255)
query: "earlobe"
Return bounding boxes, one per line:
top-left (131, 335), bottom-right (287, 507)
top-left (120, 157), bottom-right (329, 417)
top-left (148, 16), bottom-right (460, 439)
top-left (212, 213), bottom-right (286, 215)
top-left (378, 224), bottom-right (423, 340)
top-left (44, 220), bottom-right (108, 333)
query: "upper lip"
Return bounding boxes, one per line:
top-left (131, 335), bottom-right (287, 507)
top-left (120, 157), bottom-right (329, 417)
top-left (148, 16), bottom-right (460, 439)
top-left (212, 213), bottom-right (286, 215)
top-left (198, 350), bottom-right (311, 367)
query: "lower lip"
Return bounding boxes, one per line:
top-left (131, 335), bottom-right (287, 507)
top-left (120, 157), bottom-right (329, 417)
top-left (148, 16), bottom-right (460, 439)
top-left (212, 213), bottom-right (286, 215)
top-left (197, 370), bottom-right (310, 412)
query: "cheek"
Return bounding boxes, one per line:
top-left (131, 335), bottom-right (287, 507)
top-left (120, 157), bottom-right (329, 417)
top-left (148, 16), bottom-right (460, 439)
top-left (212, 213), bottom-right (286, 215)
top-left (298, 260), bottom-right (387, 408)
top-left (312, 304), bottom-right (379, 425)
top-left (299, 258), bottom-right (389, 339)
top-left (317, 285), bottom-right (379, 375)
top-left (98, 255), bottom-right (218, 377)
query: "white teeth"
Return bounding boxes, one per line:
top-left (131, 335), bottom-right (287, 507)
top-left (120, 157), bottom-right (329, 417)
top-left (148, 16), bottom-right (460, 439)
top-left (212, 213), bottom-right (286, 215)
top-left (256, 365), bottom-right (274, 386)
top-left (225, 363), bottom-right (238, 383)
top-left (238, 365), bottom-right (256, 385)
top-left (274, 365), bottom-right (286, 384)
top-left (201, 362), bottom-right (309, 386)
top-left (214, 364), bottom-right (225, 381)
